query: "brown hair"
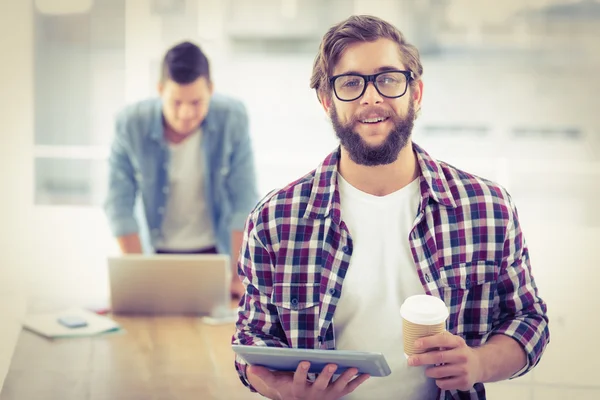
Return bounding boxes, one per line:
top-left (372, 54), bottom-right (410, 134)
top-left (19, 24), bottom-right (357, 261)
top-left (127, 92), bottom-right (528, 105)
top-left (310, 15), bottom-right (423, 99)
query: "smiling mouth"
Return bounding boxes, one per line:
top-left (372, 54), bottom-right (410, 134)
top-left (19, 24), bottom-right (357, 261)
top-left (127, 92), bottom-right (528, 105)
top-left (359, 117), bottom-right (389, 124)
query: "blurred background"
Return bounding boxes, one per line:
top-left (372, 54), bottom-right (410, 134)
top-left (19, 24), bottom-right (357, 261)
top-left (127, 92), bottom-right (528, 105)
top-left (1, 0), bottom-right (599, 398)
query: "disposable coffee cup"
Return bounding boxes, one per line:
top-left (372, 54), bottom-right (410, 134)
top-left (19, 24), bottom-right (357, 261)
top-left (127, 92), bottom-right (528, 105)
top-left (400, 294), bottom-right (449, 356)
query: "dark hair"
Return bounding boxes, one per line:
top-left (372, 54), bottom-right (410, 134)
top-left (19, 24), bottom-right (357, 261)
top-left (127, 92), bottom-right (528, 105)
top-left (160, 41), bottom-right (210, 84)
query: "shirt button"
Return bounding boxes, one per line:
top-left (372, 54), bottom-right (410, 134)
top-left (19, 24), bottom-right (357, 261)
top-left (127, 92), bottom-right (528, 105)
top-left (290, 298), bottom-right (299, 309)
top-left (328, 288), bottom-right (336, 296)
top-left (220, 167), bottom-right (228, 176)
top-left (158, 207), bottom-right (165, 214)
top-left (425, 274), bottom-right (431, 283)
top-left (342, 246), bottom-right (351, 254)
top-left (465, 277), bottom-right (471, 286)
top-left (162, 186), bottom-right (169, 194)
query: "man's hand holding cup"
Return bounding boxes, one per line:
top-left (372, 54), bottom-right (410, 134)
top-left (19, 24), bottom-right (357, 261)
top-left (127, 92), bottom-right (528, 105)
top-left (400, 295), bottom-right (483, 391)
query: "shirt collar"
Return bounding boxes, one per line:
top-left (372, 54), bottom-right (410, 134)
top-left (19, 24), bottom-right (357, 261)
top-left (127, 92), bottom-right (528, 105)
top-left (302, 142), bottom-right (457, 222)
top-left (414, 142), bottom-right (457, 210)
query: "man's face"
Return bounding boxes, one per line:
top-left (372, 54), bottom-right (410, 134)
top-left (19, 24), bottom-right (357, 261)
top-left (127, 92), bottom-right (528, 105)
top-left (323, 38), bottom-right (423, 166)
top-left (159, 77), bottom-right (212, 136)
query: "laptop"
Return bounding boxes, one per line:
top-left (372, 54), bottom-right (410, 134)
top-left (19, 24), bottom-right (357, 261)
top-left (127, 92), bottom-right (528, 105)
top-left (107, 254), bottom-right (231, 316)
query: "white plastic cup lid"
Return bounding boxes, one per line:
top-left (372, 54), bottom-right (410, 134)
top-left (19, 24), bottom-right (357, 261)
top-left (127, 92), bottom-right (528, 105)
top-left (400, 294), bottom-right (449, 325)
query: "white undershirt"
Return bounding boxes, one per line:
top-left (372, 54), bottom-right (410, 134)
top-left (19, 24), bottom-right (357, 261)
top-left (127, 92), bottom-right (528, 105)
top-left (335, 174), bottom-right (437, 400)
top-left (155, 129), bottom-right (216, 251)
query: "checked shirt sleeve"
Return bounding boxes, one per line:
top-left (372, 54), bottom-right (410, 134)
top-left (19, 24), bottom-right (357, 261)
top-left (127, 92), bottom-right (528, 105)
top-left (493, 195), bottom-right (550, 378)
top-left (231, 213), bottom-right (288, 392)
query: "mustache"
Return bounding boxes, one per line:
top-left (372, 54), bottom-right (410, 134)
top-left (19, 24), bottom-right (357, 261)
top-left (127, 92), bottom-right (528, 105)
top-left (351, 107), bottom-right (396, 124)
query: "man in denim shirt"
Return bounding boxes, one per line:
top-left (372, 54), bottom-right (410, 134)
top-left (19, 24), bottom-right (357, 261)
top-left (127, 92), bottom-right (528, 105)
top-left (104, 41), bottom-right (258, 298)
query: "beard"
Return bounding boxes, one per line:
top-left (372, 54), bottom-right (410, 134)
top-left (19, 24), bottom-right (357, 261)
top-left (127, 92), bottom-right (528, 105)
top-left (330, 99), bottom-right (415, 166)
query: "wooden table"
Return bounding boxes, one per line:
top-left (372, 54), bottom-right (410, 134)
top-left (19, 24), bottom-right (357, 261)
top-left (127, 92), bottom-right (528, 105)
top-left (0, 306), bottom-right (262, 400)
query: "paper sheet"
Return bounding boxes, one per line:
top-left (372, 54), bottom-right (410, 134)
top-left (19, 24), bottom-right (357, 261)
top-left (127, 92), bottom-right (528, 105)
top-left (22, 307), bottom-right (121, 339)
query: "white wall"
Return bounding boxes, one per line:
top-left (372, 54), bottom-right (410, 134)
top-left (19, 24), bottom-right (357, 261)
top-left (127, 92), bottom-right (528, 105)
top-left (0, 0), bottom-right (33, 390)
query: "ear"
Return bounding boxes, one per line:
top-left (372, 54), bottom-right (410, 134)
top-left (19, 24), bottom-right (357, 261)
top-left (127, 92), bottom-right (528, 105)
top-left (412, 79), bottom-right (424, 109)
top-left (157, 81), bottom-right (164, 96)
top-left (208, 80), bottom-right (214, 95)
top-left (318, 90), bottom-right (333, 115)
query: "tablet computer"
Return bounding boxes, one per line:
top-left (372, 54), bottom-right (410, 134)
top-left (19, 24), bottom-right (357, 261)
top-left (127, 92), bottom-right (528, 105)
top-left (232, 345), bottom-right (392, 377)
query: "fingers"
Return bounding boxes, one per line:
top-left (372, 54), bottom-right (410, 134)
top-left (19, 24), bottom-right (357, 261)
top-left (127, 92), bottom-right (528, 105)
top-left (425, 364), bottom-right (464, 380)
top-left (343, 373), bottom-right (370, 395)
top-left (312, 364), bottom-right (338, 391)
top-left (331, 367), bottom-right (358, 390)
top-left (252, 363), bottom-right (371, 399)
top-left (292, 362), bottom-right (310, 394)
top-left (414, 331), bottom-right (464, 352)
top-left (435, 376), bottom-right (474, 391)
top-left (409, 348), bottom-right (468, 367)
top-left (331, 367), bottom-right (368, 394)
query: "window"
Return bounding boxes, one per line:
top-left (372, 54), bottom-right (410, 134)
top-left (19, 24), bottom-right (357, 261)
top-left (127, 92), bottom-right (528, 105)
top-left (33, 0), bottom-right (125, 206)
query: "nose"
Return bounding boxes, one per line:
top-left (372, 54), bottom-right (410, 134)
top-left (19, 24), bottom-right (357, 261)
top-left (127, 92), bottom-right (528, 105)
top-left (178, 104), bottom-right (196, 120)
top-left (360, 81), bottom-right (383, 105)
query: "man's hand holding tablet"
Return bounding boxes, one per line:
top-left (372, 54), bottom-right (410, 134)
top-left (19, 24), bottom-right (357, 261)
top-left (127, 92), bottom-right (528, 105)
top-left (248, 361), bottom-right (369, 400)
top-left (232, 345), bottom-right (391, 399)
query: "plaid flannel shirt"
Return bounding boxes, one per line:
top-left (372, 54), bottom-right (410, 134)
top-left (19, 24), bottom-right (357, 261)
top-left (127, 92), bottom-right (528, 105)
top-left (232, 143), bottom-right (549, 400)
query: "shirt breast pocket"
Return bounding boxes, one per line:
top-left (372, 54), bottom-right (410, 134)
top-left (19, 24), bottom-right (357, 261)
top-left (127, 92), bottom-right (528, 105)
top-left (437, 260), bottom-right (498, 342)
top-left (271, 283), bottom-right (321, 348)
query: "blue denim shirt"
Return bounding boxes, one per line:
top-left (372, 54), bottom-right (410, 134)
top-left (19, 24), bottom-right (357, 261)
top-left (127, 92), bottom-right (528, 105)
top-left (104, 94), bottom-right (259, 255)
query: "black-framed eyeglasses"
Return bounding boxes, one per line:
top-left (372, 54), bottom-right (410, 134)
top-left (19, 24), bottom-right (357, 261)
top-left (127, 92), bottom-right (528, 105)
top-left (329, 70), bottom-right (414, 102)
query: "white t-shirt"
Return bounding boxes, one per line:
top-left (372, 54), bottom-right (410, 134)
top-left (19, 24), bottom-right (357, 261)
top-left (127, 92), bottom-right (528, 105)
top-left (335, 174), bottom-right (438, 400)
top-left (154, 129), bottom-right (216, 251)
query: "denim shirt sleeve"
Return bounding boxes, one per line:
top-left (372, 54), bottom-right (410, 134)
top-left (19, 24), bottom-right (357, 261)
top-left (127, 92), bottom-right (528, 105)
top-left (225, 103), bottom-right (259, 232)
top-left (103, 114), bottom-right (139, 237)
